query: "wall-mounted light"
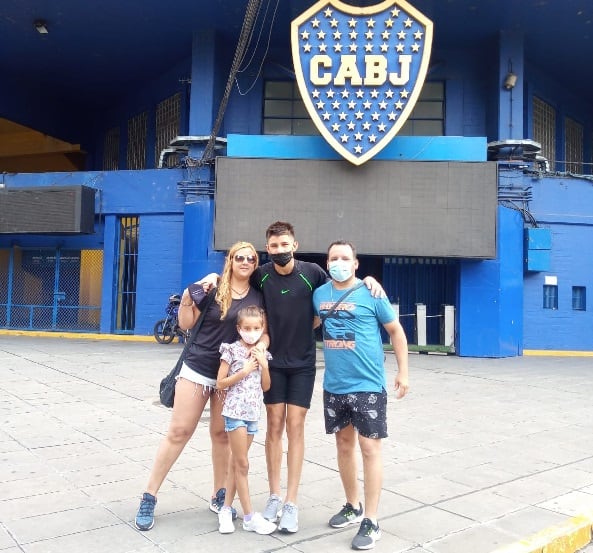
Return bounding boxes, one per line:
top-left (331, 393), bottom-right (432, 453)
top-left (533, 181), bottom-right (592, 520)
top-left (503, 58), bottom-right (516, 90)
top-left (34, 20), bottom-right (49, 34)
top-left (503, 71), bottom-right (517, 90)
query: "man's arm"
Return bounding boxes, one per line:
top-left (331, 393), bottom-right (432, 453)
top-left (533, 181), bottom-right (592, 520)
top-left (383, 319), bottom-right (409, 399)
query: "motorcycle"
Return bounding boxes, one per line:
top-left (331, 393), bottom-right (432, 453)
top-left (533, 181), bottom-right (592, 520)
top-left (153, 293), bottom-right (189, 344)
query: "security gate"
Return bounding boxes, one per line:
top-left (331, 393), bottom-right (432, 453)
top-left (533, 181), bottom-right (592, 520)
top-left (0, 247), bottom-right (103, 331)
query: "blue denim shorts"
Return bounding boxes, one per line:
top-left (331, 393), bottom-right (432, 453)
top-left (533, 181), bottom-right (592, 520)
top-left (224, 416), bottom-right (258, 435)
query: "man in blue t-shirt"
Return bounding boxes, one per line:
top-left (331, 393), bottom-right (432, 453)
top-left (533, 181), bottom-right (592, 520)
top-left (313, 240), bottom-right (409, 551)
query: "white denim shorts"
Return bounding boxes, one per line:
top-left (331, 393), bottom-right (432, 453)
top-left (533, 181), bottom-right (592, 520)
top-left (177, 363), bottom-right (217, 392)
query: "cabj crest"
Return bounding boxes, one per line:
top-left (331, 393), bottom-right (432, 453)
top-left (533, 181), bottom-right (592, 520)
top-left (291, 0), bottom-right (433, 165)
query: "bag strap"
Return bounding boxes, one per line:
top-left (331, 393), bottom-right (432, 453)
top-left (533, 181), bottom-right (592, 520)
top-left (179, 287), bottom-right (216, 360)
top-left (320, 281), bottom-right (365, 324)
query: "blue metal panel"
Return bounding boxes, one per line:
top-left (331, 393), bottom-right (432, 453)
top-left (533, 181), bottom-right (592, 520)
top-left (227, 135), bottom-right (488, 162)
top-left (525, 228), bottom-right (551, 250)
top-left (525, 249), bottom-right (551, 272)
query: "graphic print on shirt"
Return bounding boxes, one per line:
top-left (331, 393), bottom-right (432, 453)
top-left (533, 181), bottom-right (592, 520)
top-left (320, 301), bottom-right (356, 349)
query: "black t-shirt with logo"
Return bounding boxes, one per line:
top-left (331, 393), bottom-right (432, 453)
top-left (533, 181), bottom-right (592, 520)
top-left (252, 260), bottom-right (328, 370)
top-left (184, 287), bottom-right (264, 380)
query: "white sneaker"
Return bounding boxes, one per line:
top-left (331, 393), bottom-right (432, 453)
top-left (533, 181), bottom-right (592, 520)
top-left (278, 502), bottom-right (298, 533)
top-left (262, 494), bottom-right (283, 522)
top-left (242, 512), bottom-right (276, 535)
top-left (218, 507), bottom-right (235, 534)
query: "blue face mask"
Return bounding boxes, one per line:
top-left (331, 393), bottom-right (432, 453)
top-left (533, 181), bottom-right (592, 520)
top-left (328, 260), bottom-right (353, 282)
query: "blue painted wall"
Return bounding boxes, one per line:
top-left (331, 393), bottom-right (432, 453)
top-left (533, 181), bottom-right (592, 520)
top-left (523, 174), bottom-right (593, 350)
top-left (458, 207), bottom-right (524, 357)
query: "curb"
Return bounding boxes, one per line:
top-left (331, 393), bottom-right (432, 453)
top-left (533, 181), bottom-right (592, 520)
top-left (0, 329), bottom-right (156, 342)
top-left (491, 511), bottom-right (593, 553)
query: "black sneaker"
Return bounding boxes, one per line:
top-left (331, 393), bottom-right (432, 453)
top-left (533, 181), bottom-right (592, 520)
top-left (209, 488), bottom-right (237, 520)
top-left (329, 502), bottom-right (364, 528)
top-left (135, 492), bottom-right (157, 531)
top-left (351, 518), bottom-right (381, 550)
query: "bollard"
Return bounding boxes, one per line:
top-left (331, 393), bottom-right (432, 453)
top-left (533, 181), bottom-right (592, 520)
top-left (415, 303), bottom-right (426, 346)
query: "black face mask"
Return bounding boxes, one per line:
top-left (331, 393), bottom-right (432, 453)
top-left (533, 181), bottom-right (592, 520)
top-left (270, 252), bottom-right (293, 267)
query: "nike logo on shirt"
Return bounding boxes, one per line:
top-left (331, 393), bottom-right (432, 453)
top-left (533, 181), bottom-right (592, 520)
top-left (281, 289), bottom-right (290, 294)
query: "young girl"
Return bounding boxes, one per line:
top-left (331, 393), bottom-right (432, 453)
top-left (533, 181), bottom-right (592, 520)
top-left (216, 305), bottom-right (276, 535)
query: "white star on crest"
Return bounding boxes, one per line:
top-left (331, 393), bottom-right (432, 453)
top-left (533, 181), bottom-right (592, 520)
top-left (380, 43), bottom-right (389, 52)
top-left (319, 43), bottom-right (327, 52)
top-left (348, 100), bottom-right (356, 109)
top-left (411, 43), bottom-right (420, 52)
top-left (356, 89), bottom-right (365, 98)
top-left (366, 18), bottom-right (375, 28)
top-left (323, 112), bottom-right (331, 120)
top-left (349, 30), bottom-right (358, 40)
top-left (385, 89), bottom-right (394, 98)
top-left (303, 43), bottom-right (312, 52)
top-left (332, 123), bottom-right (340, 131)
top-left (391, 8), bottom-right (400, 17)
top-left (396, 43), bottom-right (405, 53)
top-left (339, 112), bottom-right (348, 120)
top-left (395, 100), bottom-right (404, 110)
top-left (347, 121), bottom-right (356, 130)
top-left (404, 18), bottom-right (413, 28)
top-left (369, 134), bottom-right (377, 143)
top-left (334, 43), bottom-right (342, 52)
top-left (363, 100), bottom-right (372, 110)
top-left (326, 89), bottom-right (335, 98)
top-left (400, 89), bottom-right (410, 98)
top-left (301, 30), bottom-right (309, 40)
top-left (354, 132), bottom-right (363, 141)
top-left (379, 100), bottom-right (388, 110)
top-left (414, 30), bottom-right (423, 39)
top-left (355, 110), bottom-right (364, 119)
top-left (365, 43), bottom-right (373, 52)
top-left (316, 100), bottom-right (325, 110)
top-left (317, 30), bottom-right (326, 40)
top-left (349, 43), bottom-right (358, 52)
top-left (340, 134), bottom-right (349, 142)
top-left (330, 18), bottom-right (339, 28)
top-left (382, 30), bottom-right (390, 39)
top-left (312, 89), bottom-right (320, 98)
top-left (332, 100), bottom-right (340, 109)
top-left (371, 112), bottom-right (380, 121)
top-left (388, 112), bottom-right (397, 120)
top-left (333, 30), bottom-right (342, 40)
top-left (354, 145), bottom-right (363, 154)
top-left (348, 18), bottom-right (357, 28)
top-left (365, 30), bottom-right (374, 39)
top-left (397, 30), bottom-right (406, 39)
top-left (324, 7), bottom-right (332, 17)
top-left (341, 90), bottom-right (349, 99)
top-left (370, 89), bottom-right (379, 98)
top-left (378, 123), bottom-right (387, 132)
top-left (362, 121), bottom-right (371, 130)
top-left (312, 18), bottom-right (320, 28)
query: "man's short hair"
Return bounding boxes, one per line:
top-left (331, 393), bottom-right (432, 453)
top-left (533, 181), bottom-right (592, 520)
top-left (327, 240), bottom-right (357, 258)
top-left (266, 221), bottom-right (295, 241)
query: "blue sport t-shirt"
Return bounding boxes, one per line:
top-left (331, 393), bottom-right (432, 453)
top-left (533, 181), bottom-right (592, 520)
top-left (313, 280), bottom-right (395, 394)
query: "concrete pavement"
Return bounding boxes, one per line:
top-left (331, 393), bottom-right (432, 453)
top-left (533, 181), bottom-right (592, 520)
top-left (1, 334), bottom-right (592, 553)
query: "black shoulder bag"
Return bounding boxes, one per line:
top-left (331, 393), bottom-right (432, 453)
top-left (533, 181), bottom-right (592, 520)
top-left (159, 289), bottom-right (216, 408)
top-left (320, 281), bottom-right (365, 331)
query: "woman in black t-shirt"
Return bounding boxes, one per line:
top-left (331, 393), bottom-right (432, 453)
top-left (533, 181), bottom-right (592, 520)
top-left (135, 241), bottom-right (265, 531)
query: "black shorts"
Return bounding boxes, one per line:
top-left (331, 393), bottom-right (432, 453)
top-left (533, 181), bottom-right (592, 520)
top-left (323, 390), bottom-right (388, 439)
top-left (263, 365), bottom-right (316, 409)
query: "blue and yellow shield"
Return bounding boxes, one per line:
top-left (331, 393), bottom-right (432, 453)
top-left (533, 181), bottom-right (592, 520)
top-left (291, 0), bottom-right (433, 165)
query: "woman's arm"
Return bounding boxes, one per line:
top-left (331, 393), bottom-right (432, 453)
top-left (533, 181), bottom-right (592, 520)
top-left (177, 288), bottom-right (200, 330)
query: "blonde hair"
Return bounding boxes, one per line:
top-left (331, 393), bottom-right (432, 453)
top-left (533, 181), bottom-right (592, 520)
top-left (216, 241), bottom-right (259, 319)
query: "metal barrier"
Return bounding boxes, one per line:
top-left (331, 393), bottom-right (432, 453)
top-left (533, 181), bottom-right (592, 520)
top-left (0, 247), bottom-right (103, 331)
top-left (393, 303), bottom-right (455, 352)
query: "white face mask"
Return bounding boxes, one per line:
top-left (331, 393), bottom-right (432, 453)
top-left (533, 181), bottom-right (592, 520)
top-left (239, 329), bottom-right (263, 345)
top-left (328, 260), bottom-right (353, 282)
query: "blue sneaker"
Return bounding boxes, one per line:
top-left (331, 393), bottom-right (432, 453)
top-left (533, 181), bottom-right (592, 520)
top-left (135, 492), bottom-right (156, 531)
top-left (210, 488), bottom-right (237, 520)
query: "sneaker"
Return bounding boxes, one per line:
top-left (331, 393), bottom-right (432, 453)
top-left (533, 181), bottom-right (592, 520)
top-left (351, 518), bottom-right (382, 550)
top-left (277, 502), bottom-right (298, 533)
top-left (329, 501), bottom-right (364, 528)
top-left (262, 494), bottom-right (283, 522)
top-left (210, 488), bottom-right (237, 520)
top-left (242, 512), bottom-right (276, 535)
top-left (218, 506), bottom-right (235, 534)
top-left (135, 492), bottom-right (157, 531)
